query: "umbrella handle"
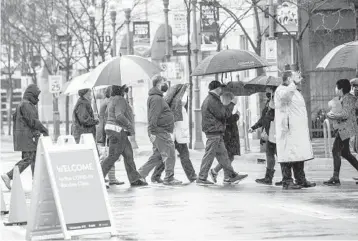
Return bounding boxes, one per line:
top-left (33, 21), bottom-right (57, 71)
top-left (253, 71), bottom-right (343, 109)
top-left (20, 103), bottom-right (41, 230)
top-left (92, 88), bottom-right (99, 117)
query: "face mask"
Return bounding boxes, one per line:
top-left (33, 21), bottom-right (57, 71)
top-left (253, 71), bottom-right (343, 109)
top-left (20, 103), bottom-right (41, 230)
top-left (33, 96), bottom-right (39, 105)
top-left (266, 93), bottom-right (272, 99)
top-left (161, 83), bottom-right (169, 92)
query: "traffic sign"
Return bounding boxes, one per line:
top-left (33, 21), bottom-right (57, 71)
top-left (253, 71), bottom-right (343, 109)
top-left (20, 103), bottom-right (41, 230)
top-left (49, 75), bottom-right (63, 94)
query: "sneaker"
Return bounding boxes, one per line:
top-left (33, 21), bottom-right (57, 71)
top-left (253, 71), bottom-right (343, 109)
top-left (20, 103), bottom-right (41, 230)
top-left (106, 185), bottom-right (110, 189)
top-left (151, 178), bottom-right (164, 184)
top-left (196, 178), bottom-right (214, 185)
top-left (275, 181), bottom-right (283, 186)
top-left (1, 174), bottom-right (11, 191)
top-left (189, 175), bottom-right (198, 183)
top-left (131, 178), bottom-right (148, 187)
top-left (225, 173), bottom-right (248, 184)
top-left (109, 179), bottom-right (125, 185)
top-left (297, 181), bottom-right (316, 188)
top-left (283, 182), bottom-right (302, 190)
top-left (323, 177), bottom-right (341, 186)
top-left (163, 178), bottom-right (183, 185)
top-left (209, 169), bottom-right (218, 183)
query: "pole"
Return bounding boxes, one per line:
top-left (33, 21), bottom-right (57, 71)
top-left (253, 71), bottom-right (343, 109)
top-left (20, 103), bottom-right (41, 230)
top-left (51, 24), bottom-right (60, 141)
top-left (163, 0), bottom-right (170, 62)
top-left (111, 10), bottom-right (117, 57)
top-left (90, 17), bottom-right (96, 69)
top-left (192, 0), bottom-right (204, 149)
top-left (125, 8), bottom-right (138, 149)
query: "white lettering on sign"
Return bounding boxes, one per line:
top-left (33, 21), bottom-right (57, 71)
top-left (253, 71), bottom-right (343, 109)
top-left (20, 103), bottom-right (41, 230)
top-left (56, 164), bottom-right (94, 173)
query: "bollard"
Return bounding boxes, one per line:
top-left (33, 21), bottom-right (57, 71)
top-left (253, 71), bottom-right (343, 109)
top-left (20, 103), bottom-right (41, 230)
top-left (246, 108), bottom-right (251, 151)
top-left (323, 119), bottom-right (332, 158)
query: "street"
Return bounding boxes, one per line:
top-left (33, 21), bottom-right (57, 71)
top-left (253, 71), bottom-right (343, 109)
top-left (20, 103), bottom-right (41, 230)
top-left (1, 132), bottom-right (358, 240)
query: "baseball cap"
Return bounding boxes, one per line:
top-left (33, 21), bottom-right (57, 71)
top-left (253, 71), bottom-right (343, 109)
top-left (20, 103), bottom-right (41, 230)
top-left (208, 80), bottom-right (226, 91)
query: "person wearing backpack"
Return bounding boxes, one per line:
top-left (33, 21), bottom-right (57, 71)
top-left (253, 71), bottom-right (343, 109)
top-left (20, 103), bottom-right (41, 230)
top-left (1, 84), bottom-right (49, 190)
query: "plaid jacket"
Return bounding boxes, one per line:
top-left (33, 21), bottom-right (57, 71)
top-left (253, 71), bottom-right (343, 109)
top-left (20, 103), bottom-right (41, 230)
top-left (331, 93), bottom-right (358, 141)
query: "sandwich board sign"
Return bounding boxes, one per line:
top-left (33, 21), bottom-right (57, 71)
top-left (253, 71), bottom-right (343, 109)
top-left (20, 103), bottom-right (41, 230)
top-left (26, 134), bottom-right (117, 240)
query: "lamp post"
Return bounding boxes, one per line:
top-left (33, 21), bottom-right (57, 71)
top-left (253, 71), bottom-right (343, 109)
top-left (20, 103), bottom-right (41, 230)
top-left (123, 0), bottom-right (138, 149)
top-left (50, 13), bottom-right (60, 141)
top-left (109, 0), bottom-right (117, 57)
top-left (192, 0), bottom-right (204, 149)
top-left (163, 0), bottom-right (170, 62)
top-left (88, 5), bottom-right (96, 69)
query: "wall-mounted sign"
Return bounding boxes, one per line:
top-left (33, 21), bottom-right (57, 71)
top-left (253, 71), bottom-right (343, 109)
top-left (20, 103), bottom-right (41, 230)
top-left (133, 21), bottom-right (151, 57)
top-left (171, 12), bottom-right (189, 56)
top-left (275, 1), bottom-right (298, 33)
top-left (200, 0), bottom-right (219, 51)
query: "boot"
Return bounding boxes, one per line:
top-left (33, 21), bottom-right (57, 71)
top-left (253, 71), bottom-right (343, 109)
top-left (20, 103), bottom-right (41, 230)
top-left (283, 181), bottom-right (302, 190)
top-left (323, 171), bottom-right (340, 186)
top-left (275, 181), bottom-right (283, 186)
top-left (255, 168), bottom-right (275, 185)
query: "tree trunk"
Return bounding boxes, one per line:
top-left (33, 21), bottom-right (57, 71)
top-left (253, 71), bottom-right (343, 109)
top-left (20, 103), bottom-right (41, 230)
top-left (186, 3), bottom-right (194, 149)
top-left (7, 77), bottom-right (13, 136)
top-left (65, 67), bottom-right (70, 134)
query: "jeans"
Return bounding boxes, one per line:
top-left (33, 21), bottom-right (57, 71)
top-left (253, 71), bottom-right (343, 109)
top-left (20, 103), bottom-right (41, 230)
top-left (7, 151), bottom-right (36, 180)
top-left (101, 130), bottom-right (142, 184)
top-left (266, 141), bottom-right (277, 170)
top-left (332, 133), bottom-right (358, 176)
top-left (151, 142), bottom-right (197, 181)
top-left (280, 161), bottom-right (306, 185)
top-left (213, 154), bottom-right (234, 179)
top-left (198, 135), bottom-right (237, 180)
top-left (138, 132), bottom-right (176, 182)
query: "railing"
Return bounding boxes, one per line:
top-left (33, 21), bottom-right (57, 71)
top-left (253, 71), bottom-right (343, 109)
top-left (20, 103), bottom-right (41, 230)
top-left (323, 118), bottom-right (332, 158)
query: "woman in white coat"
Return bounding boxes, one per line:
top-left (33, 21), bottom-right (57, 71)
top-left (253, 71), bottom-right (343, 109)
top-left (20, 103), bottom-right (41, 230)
top-left (150, 84), bottom-right (198, 183)
top-left (274, 70), bottom-right (316, 190)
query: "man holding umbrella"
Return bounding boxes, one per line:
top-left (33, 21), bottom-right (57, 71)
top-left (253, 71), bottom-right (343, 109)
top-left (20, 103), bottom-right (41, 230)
top-left (197, 80), bottom-right (248, 185)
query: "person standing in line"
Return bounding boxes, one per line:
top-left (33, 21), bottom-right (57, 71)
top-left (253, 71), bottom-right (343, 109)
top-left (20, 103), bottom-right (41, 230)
top-left (209, 92), bottom-right (241, 183)
top-left (197, 80), bottom-right (248, 185)
top-left (101, 85), bottom-right (147, 187)
top-left (1, 84), bottom-right (49, 190)
top-left (274, 71), bottom-right (316, 190)
top-left (150, 83), bottom-right (197, 183)
top-left (71, 88), bottom-right (99, 144)
top-left (323, 79), bottom-right (358, 186)
top-left (138, 75), bottom-right (183, 185)
top-left (97, 86), bottom-right (124, 186)
top-left (248, 87), bottom-right (281, 186)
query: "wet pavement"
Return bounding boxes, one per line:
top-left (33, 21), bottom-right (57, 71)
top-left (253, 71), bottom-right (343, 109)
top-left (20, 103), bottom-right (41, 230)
top-left (1, 132), bottom-right (358, 240)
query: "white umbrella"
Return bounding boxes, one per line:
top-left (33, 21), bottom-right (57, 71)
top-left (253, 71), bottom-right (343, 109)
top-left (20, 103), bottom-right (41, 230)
top-left (62, 55), bottom-right (162, 96)
top-left (62, 73), bottom-right (92, 95)
top-left (84, 55), bottom-right (162, 88)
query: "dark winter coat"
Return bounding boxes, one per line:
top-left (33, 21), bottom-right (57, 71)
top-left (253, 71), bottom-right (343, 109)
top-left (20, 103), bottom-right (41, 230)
top-left (164, 84), bottom-right (188, 122)
top-left (13, 84), bottom-right (49, 152)
top-left (96, 98), bottom-right (110, 143)
top-left (224, 113), bottom-right (241, 156)
top-left (147, 87), bottom-right (175, 135)
top-left (201, 92), bottom-right (235, 136)
top-left (106, 95), bottom-right (134, 135)
top-left (251, 100), bottom-right (275, 134)
top-left (72, 97), bottom-right (99, 143)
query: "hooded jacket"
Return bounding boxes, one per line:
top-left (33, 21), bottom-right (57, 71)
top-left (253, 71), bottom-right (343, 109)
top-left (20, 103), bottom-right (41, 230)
top-left (147, 87), bottom-right (174, 135)
top-left (72, 96), bottom-right (98, 143)
top-left (106, 95), bottom-right (134, 134)
top-left (13, 84), bottom-right (48, 151)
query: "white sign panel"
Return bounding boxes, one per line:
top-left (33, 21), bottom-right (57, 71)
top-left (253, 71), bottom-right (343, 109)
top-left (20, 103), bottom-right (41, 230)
top-left (49, 75), bottom-right (63, 93)
top-left (265, 40), bottom-right (278, 61)
top-left (172, 12), bottom-right (187, 36)
top-left (160, 62), bottom-right (176, 79)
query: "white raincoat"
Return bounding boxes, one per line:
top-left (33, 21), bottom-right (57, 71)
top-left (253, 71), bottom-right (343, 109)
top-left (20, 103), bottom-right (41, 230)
top-left (274, 82), bottom-right (314, 163)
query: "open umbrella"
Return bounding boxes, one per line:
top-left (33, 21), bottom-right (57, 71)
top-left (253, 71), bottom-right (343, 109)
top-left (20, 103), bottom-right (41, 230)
top-left (84, 55), bottom-right (162, 88)
top-left (223, 81), bottom-right (257, 96)
top-left (62, 73), bottom-right (92, 95)
top-left (244, 75), bottom-right (282, 93)
top-left (316, 41), bottom-right (358, 70)
top-left (192, 49), bottom-right (269, 76)
top-left (62, 55), bottom-right (162, 95)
